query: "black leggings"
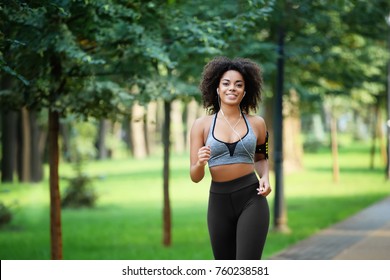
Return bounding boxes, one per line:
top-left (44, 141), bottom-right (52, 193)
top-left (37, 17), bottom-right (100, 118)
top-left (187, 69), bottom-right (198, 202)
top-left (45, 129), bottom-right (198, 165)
top-left (207, 172), bottom-right (270, 260)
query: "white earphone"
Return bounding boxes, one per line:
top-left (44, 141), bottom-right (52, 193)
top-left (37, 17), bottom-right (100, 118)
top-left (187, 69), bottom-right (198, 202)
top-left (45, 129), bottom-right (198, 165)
top-left (216, 88), bottom-right (253, 163)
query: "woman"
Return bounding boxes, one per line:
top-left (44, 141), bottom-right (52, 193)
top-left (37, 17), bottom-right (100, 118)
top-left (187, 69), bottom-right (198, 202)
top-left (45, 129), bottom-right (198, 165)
top-left (190, 56), bottom-right (271, 260)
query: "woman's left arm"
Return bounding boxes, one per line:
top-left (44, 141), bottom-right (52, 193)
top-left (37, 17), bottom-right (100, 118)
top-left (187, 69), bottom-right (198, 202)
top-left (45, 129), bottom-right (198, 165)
top-left (255, 158), bottom-right (271, 196)
top-left (252, 116), bottom-right (271, 196)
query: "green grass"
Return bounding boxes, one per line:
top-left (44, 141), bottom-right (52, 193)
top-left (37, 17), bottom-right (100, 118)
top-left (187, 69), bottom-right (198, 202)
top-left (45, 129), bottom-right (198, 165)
top-left (0, 140), bottom-right (389, 260)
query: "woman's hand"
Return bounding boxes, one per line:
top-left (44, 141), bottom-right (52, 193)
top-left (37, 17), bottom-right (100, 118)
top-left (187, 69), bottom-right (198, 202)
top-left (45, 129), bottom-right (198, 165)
top-left (257, 177), bottom-right (271, 196)
top-left (197, 146), bottom-right (211, 166)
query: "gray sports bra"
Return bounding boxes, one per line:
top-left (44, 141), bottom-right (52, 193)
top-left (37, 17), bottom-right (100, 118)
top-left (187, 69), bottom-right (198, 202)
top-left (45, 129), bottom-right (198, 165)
top-left (205, 113), bottom-right (256, 167)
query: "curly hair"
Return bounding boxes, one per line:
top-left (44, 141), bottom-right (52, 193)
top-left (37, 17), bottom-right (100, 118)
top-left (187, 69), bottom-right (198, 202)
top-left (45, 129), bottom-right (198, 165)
top-left (199, 56), bottom-right (263, 115)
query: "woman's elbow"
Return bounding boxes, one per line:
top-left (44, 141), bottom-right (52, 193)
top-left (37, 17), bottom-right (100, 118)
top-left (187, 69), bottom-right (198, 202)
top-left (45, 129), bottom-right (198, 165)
top-left (190, 174), bottom-right (202, 183)
top-left (190, 169), bottom-right (204, 183)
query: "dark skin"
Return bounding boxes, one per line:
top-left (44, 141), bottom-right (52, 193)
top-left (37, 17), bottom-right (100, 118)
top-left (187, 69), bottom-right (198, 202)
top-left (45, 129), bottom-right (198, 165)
top-left (190, 70), bottom-right (271, 197)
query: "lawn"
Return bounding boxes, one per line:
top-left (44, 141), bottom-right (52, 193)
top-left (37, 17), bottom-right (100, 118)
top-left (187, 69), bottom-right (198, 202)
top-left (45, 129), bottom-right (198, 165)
top-left (0, 140), bottom-right (389, 260)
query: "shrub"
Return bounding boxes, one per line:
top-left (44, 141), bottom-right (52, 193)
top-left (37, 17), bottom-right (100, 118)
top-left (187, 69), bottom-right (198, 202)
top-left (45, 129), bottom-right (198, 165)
top-left (61, 172), bottom-right (97, 208)
top-left (0, 202), bottom-right (12, 227)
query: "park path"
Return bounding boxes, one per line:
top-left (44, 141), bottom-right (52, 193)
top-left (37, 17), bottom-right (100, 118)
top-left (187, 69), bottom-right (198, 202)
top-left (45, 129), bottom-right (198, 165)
top-left (268, 196), bottom-right (390, 260)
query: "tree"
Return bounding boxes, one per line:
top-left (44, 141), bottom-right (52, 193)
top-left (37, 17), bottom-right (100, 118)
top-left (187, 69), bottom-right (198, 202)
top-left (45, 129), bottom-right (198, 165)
top-left (275, 0), bottom-right (390, 183)
top-left (1, 0), bottom-right (142, 259)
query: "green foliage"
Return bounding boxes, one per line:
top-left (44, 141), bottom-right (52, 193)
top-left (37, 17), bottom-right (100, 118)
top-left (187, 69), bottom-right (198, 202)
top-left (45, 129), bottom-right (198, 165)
top-left (65, 119), bottom-right (97, 162)
top-left (1, 0), bottom-right (388, 116)
top-left (61, 172), bottom-right (97, 209)
top-left (61, 155), bottom-right (98, 209)
top-left (0, 201), bottom-right (12, 227)
top-left (0, 141), bottom-right (389, 259)
top-left (1, 0), bottom-right (275, 115)
top-left (1, 0), bottom-right (137, 116)
top-left (60, 120), bottom-right (98, 208)
top-left (271, 0), bottom-right (390, 113)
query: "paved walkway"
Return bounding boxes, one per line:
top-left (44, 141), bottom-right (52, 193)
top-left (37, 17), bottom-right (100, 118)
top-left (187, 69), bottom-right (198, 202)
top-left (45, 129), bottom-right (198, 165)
top-left (269, 196), bottom-right (390, 260)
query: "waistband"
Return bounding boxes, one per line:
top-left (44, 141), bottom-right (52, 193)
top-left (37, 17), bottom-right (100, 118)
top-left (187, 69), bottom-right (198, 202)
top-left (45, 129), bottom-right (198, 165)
top-left (210, 172), bottom-right (259, 194)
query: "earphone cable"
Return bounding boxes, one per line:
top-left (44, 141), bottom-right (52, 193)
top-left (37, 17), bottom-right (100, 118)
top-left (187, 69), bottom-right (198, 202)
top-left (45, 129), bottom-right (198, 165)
top-left (218, 94), bottom-right (254, 163)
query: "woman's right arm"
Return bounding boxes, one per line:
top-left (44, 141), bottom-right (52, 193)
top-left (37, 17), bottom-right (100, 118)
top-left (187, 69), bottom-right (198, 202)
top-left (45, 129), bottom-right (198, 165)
top-left (190, 118), bottom-right (211, 183)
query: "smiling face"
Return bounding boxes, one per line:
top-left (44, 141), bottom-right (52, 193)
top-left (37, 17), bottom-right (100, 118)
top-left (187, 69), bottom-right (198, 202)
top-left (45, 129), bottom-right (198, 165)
top-left (217, 70), bottom-right (245, 106)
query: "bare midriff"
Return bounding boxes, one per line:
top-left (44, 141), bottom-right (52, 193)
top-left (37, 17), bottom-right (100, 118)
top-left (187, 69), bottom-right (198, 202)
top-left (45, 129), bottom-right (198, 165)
top-left (209, 163), bottom-right (254, 182)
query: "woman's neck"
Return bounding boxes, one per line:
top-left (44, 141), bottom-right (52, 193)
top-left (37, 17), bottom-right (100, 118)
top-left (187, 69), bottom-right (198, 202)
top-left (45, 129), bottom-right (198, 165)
top-left (219, 105), bottom-right (241, 118)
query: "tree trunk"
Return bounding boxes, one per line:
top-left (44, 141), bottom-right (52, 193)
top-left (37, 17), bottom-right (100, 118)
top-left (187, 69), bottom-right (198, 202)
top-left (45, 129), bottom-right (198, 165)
top-left (60, 122), bottom-right (70, 162)
top-left (123, 116), bottom-right (133, 156)
top-left (112, 121), bottom-right (122, 159)
top-left (171, 100), bottom-right (185, 154)
top-left (97, 119), bottom-right (109, 160)
top-left (131, 102), bottom-right (147, 158)
top-left (283, 88), bottom-right (303, 173)
top-left (378, 107), bottom-right (387, 166)
top-left (30, 110), bottom-right (44, 182)
top-left (163, 100), bottom-right (172, 246)
top-left (370, 104), bottom-right (379, 169)
top-left (186, 99), bottom-right (199, 152)
top-left (39, 122), bottom-right (48, 165)
top-left (264, 93), bottom-right (274, 171)
top-left (273, 25), bottom-right (289, 233)
top-left (156, 100), bottom-right (165, 146)
top-left (1, 110), bottom-right (18, 182)
top-left (387, 35), bottom-right (390, 180)
top-left (146, 101), bottom-right (158, 155)
top-left (48, 109), bottom-right (62, 260)
top-left (17, 107), bottom-right (31, 182)
top-left (330, 108), bottom-right (340, 183)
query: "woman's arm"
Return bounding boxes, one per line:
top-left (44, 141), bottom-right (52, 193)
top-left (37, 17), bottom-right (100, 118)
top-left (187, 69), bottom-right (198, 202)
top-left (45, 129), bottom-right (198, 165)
top-left (254, 158), bottom-right (271, 196)
top-left (253, 116), bottom-right (271, 196)
top-left (190, 118), bottom-right (211, 183)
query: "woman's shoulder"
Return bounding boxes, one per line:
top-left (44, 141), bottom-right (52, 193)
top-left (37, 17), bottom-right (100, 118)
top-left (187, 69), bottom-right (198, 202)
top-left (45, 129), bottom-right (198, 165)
top-left (192, 114), bottom-right (214, 131)
top-left (246, 114), bottom-right (266, 128)
top-left (246, 114), bottom-right (267, 142)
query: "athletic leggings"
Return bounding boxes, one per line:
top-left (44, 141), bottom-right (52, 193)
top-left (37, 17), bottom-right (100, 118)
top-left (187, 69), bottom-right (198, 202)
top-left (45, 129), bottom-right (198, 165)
top-left (207, 172), bottom-right (270, 260)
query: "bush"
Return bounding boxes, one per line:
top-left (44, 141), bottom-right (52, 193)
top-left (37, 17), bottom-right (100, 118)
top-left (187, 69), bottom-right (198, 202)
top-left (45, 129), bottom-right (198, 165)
top-left (61, 119), bottom-right (98, 208)
top-left (0, 202), bottom-right (12, 227)
top-left (61, 173), bottom-right (97, 208)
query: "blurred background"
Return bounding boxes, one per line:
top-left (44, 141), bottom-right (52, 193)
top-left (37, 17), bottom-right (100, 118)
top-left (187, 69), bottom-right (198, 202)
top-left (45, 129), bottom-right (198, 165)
top-left (0, 0), bottom-right (389, 260)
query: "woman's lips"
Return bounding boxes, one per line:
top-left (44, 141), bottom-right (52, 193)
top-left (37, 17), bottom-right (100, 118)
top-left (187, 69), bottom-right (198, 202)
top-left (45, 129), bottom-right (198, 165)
top-left (226, 94), bottom-right (238, 100)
